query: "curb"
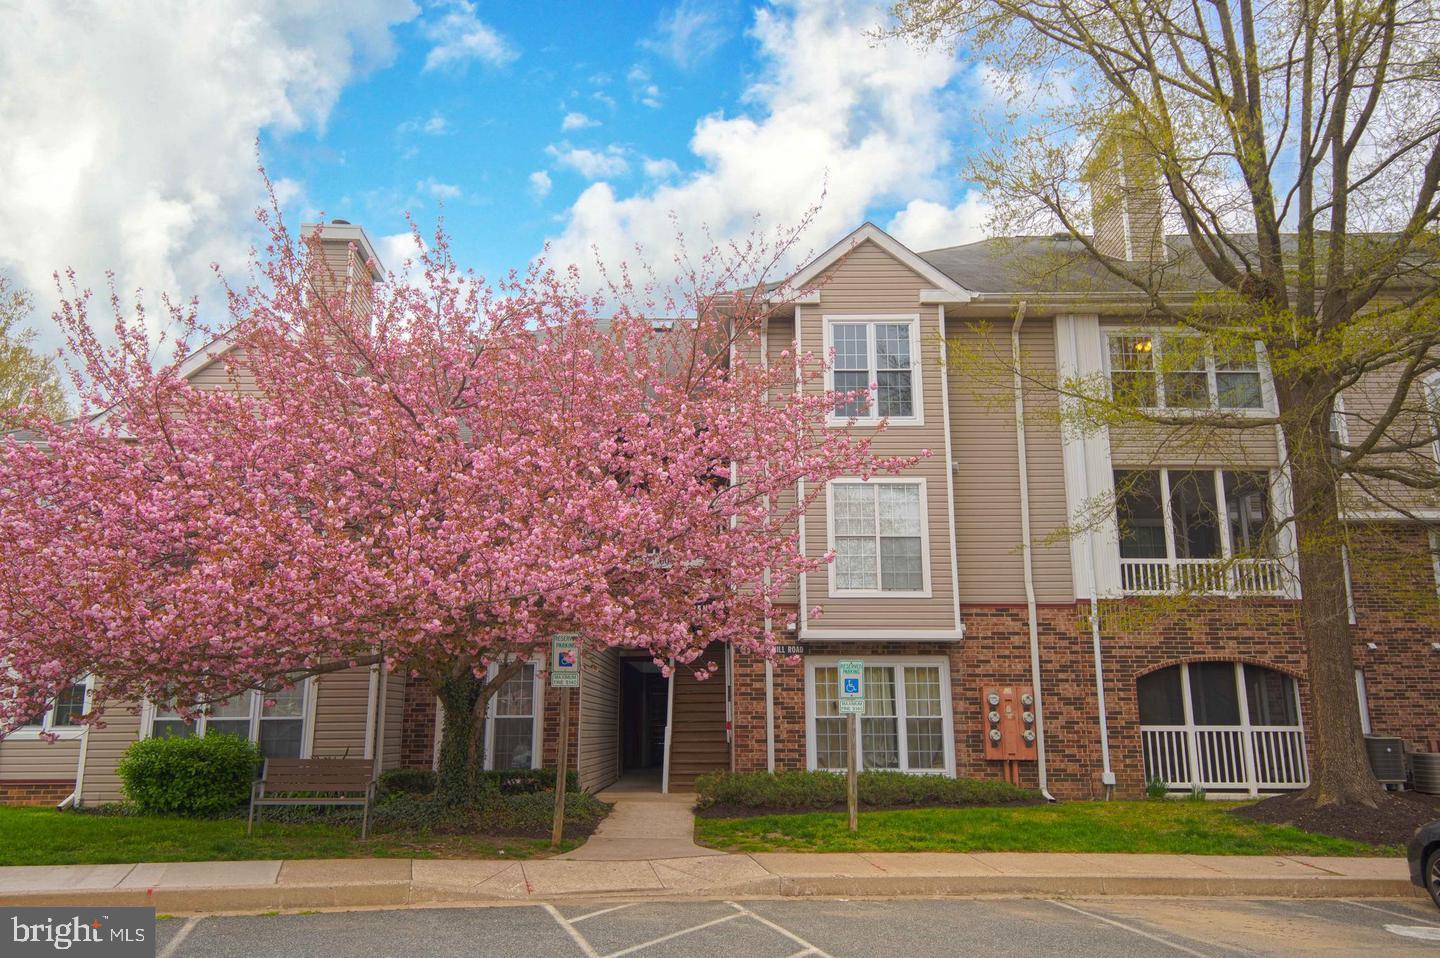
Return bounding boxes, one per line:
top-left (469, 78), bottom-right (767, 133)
top-left (0, 875), bottom-right (1422, 914)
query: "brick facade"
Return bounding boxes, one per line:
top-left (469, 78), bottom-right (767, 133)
top-left (399, 678), bottom-right (438, 770)
top-left (0, 780), bottom-right (75, 805)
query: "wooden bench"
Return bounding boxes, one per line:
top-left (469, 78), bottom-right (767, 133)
top-left (247, 758), bottom-right (377, 839)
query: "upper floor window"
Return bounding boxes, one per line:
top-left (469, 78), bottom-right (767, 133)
top-left (827, 317), bottom-right (920, 423)
top-left (1115, 468), bottom-right (1282, 594)
top-left (829, 479), bottom-right (928, 595)
top-left (1107, 332), bottom-right (1265, 411)
top-left (149, 682), bottom-right (309, 759)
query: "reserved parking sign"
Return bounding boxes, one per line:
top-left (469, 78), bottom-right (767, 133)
top-left (838, 659), bottom-right (864, 714)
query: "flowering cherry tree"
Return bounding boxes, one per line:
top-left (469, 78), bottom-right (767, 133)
top-left (0, 206), bottom-right (912, 799)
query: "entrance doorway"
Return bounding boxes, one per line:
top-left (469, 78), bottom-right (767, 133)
top-left (619, 657), bottom-right (668, 787)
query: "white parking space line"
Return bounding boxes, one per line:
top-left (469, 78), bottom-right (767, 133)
top-left (1342, 899), bottom-right (1440, 925)
top-left (604, 912), bottom-right (746, 958)
top-left (1045, 901), bottom-right (1215, 958)
top-left (726, 901), bottom-right (836, 958)
top-left (571, 903), bottom-right (638, 924)
top-left (157, 917), bottom-right (201, 958)
top-left (543, 903), bottom-right (601, 958)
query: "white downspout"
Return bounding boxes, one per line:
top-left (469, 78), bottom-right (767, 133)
top-left (1065, 317), bottom-right (1116, 797)
top-left (661, 658), bottom-right (675, 794)
top-left (1010, 302), bottom-right (1055, 802)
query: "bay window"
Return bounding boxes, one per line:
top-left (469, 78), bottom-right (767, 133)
top-left (807, 658), bottom-right (952, 774)
top-left (149, 682), bottom-right (310, 759)
top-left (827, 317), bottom-right (920, 423)
top-left (829, 480), bottom-right (929, 595)
top-left (1107, 332), bottom-right (1265, 411)
top-left (1115, 468), bottom-right (1282, 594)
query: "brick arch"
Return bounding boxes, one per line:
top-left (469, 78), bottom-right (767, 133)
top-left (1132, 656), bottom-right (1305, 683)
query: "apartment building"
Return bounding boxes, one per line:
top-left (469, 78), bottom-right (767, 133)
top-left (3, 199), bottom-right (1437, 805)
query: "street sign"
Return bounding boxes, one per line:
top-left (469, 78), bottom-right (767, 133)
top-left (838, 658), bottom-right (864, 714)
top-left (550, 633), bottom-right (579, 688)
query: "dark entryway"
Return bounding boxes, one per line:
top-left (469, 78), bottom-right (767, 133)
top-left (620, 657), bottom-right (668, 773)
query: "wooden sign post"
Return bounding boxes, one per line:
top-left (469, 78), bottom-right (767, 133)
top-left (550, 634), bottom-right (580, 848)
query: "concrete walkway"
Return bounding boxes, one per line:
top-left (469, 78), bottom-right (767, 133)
top-left (0, 853), bottom-right (1420, 914)
top-left (557, 788), bottom-right (723, 861)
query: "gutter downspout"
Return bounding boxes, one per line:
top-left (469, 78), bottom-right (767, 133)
top-left (1063, 316), bottom-right (1115, 797)
top-left (1010, 302), bottom-right (1054, 802)
top-left (760, 318), bottom-right (775, 773)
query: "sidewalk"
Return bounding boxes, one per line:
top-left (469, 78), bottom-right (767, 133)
top-left (0, 853), bottom-right (1420, 913)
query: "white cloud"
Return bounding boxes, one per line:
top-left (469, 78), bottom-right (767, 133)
top-left (417, 177), bottom-right (462, 201)
top-left (399, 111), bottom-right (451, 136)
top-left (886, 195), bottom-right (991, 251)
top-left (546, 142), bottom-right (631, 180)
top-left (642, 157), bottom-right (680, 180)
top-left (528, 170), bottom-right (553, 198)
top-left (627, 65), bottom-right (662, 109)
top-left (422, 0), bottom-right (517, 73)
top-left (0, 0), bottom-right (416, 352)
top-left (641, 0), bottom-right (730, 69)
top-left (592, 90), bottom-right (618, 111)
top-left (561, 111), bottom-right (599, 131)
top-left (541, 0), bottom-right (970, 285)
top-left (377, 230), bottom-right (426, 274)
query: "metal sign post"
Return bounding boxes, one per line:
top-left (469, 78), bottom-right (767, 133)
top-left (838, 659), bottom-right (864, 832)
top-left (550, 635), bottom-right (580, 848)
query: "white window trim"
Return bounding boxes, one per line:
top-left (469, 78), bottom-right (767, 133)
top-left (803, 655), bottom-right (955, 776)
top-left (1330, 393), bottom-right (1350, 447)
top-left (1424, 373), bottom-right (1440, 466)
top-left (9, 676), bottom-right (93, 741)
top-left (482, 661), bottom-right (542, 771)
top-left (141, 680), bottom-right (314, 758)
top-left (1102, 328), bottom-right (1273, 417)
top-left (825, 477), bottom-right (933, 598)
top-left (823, 314), bottom-right (924, 427)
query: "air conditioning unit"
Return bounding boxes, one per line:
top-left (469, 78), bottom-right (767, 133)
top-left (1365, 735), bottom-right (1407, 786)
top-left (1411, 752), bottom-right (1440, 795)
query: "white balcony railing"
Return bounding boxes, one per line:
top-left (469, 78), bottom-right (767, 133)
top-left (1120, 557), bottom-right (1286, 596)
top-left (1141, 724), bottom-right (1308, 794)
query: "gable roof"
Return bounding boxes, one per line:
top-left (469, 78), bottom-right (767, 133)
top-left (781, 222), bottom-right (974, 303)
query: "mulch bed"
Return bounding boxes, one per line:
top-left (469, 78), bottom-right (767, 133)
top-left (695, 798), bottom-right (1044, 819)
top-left (1232, 789), bottom-right (1440, 847)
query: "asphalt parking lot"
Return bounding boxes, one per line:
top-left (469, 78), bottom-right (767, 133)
top-left (154, 896), bottom-right (1440, 957)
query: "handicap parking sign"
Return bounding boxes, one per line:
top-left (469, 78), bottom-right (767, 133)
top-left (838, 659), bottom-right (864, 713)
top-left (842, 677), bottom-right (861, 694)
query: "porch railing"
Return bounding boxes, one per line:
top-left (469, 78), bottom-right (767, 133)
top-left (1141, 724), bottom-right (1308, 794)
top-left (1120, 557), bottom-right (1286, 596)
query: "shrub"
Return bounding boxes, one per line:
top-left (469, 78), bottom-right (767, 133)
top-left (117, 732), bottom-right (261, 816)
top-left (476, 768), bottom-right (580, 795)
top-left (1145, 777), bottom-right (1169, 800)
top-left (379, 768), bottom-right (437, 796)
top-left (694, 770), bottom-right (1037, 811)
top-left (370, 788), bottom-right (610, 836)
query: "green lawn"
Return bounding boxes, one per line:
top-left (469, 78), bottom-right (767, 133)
top-left (694, 800), bottom-right (1401, 857)
top-left (0, 806), bottom-right (579, 866)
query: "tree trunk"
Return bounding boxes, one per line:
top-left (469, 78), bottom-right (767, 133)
top-left (435, 670), bottom-right (485, 806)
top-left (1281, 390), bottom-right (1386, 806)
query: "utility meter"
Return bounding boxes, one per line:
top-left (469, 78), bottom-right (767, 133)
top-left (981, 684), bottom-right (1039, 762)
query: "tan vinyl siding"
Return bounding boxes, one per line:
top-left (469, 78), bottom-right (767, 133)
top-left (310, 667), bottom-right (373, 760)
top-left (947, 320), bottom-right (1074, 603)
top-left (799, 240), bottom-right (957, 631)
top-left (0, 737), bottom-right (80, 781)
top-left (578, 647), bottom-right (619, 792)
top-left (79, 707), bottom-right (143, 805)
top-left (766, 315), bottom-right (803, 607)
top-left (1338, 363), bottom-right (1440, 514)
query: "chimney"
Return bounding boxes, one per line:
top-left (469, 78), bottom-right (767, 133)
top-left (1085, 132), bottom-right (1165, 264)
top-left (300, 219), bottom-right (386, 308)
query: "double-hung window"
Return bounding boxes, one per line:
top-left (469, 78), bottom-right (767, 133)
top-left (827, 317), bottom-right (920, 423)
top-left (485, 662), bottom-right (540, 771)
top-left (1106, 332), bottom-right (1265, 411)
top-left (829, 480), bottom-right (928, 595)
top-left (808, 658), bottom-right (952, 774)
top-left (149, 682), bottom-right (309, 758)
top-left (12, 678), bottom-right (90, 739)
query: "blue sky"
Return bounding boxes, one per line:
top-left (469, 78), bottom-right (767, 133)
top-left (1, 1), bottom-right (997, 348)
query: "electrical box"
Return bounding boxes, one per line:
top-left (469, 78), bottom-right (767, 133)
top-left (982, 684), bottom-right (1038, 762)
